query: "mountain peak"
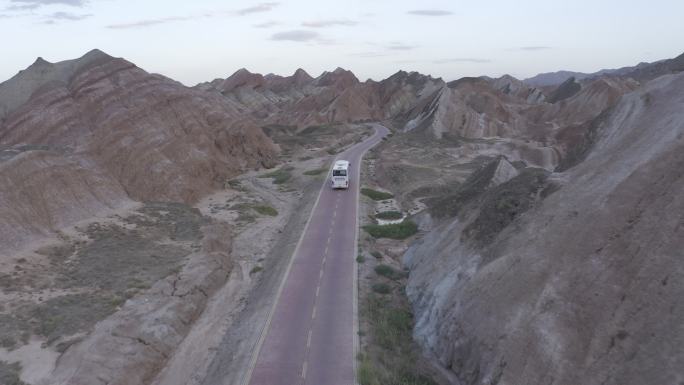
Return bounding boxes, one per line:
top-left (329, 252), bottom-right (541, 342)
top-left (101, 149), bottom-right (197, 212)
top-left (316, 67), bottom-right (359, 88)
top-left (30, 57), bottom-right (52, 68)
top-left (293, 68), bottom-right (312, 80)
top-left (232, 68), bottom-right (253, 76)
top-left (82, 49), bottom-right (112, 60)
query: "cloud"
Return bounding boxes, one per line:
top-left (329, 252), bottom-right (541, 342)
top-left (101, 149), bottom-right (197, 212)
top-left (434, 58), bottom-right (491, 64)
top-left (253, 20), bottom-right (280, 28)
top-left (387, 43), bottom-right (417, 50)
top-left (349, 51), bottom-right (390, 58)
top-left (5, 3), bottom-right (40, 10)
top-left (302, 19), bottom-right (357, 28)
top-left (9, 0), bottom-right (85, 7)
top-left (407, 9), bottom-right (452, 16)
top-left (270, 30), bottom-right (319, 42)
top-left (512, 46), bottom-right (553, 51)
top-left (106, 16), bottom-right (191, 29)
top-left (235, 2), bottom-right (278, 16)
top-left (46, 11), bottom-right (91, 20)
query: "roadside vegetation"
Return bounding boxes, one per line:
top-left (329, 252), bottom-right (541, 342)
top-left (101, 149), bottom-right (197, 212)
top-left (361, 188), bottom-right (394, 201)
top-left (251, 205), bottom-right (278, 216)
top-left (259, 166), bottom-right (293, 184)
top-left (303, 168), bottom-right (328, 176)
top-left (374, 264), bottom-right (406, 280)
top-left (0, 361), bottom-right (26, 385)
top-left (363, 220), bottom-right (418, 240)
top-left (374, 211), bottom-right (403, 220)
top-left (358, 266), bottom-right (437, 385)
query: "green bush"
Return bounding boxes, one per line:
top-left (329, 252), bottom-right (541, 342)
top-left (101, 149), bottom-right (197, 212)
top-left (249, 266), bottom-right (263, 275)
top-left (259, 167), bottom-right (292, 184)
top-left (357, 355), bottom-right (378, 385)
top-left (361, 188), bottom-right (394, 201)
top-left (252, 205), bottom-right (278, 216)
top-left (363, 220), bottom-right (418, 240)
top-left (372, 283), bottom-right (392, 294)
top-left (371, 251), bottom-right (382, 259)
top-left (0, 361), bottom-right (27, 385)
top-left (356, 255), bottom-right (366, 263)
top-left (374, 264), bottom-right (405, 280)
top-left (0, 336), bottom-right (16, 349)
top-left (375, 211), bottom-right (403, 220)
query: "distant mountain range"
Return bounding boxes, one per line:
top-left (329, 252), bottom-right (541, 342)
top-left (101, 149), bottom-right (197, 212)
top-left (524, 52), bottom-right (684, 86)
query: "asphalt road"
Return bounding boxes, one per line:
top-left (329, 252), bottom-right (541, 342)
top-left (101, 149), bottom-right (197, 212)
top-left (245, 125), bottom-right (388, 385)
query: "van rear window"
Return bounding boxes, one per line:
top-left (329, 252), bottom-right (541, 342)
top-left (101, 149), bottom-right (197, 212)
top-left (333, 170), bottom-right (347, 176)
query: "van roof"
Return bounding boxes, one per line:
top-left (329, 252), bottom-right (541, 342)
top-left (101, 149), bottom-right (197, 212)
top-left (333, 160), bottom-right (349, 169)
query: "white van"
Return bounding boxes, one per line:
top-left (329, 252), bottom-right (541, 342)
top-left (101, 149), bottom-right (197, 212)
top-left (331, 160), bottom-right (350, 189)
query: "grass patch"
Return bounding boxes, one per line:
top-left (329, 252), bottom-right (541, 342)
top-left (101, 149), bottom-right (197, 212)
top-left (374, 264), bottom-right (405, 280)
top-left (372, 283), bottom-right (392, 294)
top-left (0, 361), bottom-right (27, 385)
top-left (303, 168), bottom-right (328, 176)
top-left (360, 294), bottom-right (437, 385)
top-left (371, 251), bottom-right (382, 259)
top-left (361, 188), bottom-right (394, 201)
top-left (252, 205), bottom-right (278, 216)
top-left (0, 336), bottom-right (16, 350)
top-left (249, 266), bottom-right (263, 275)
top-left (259, 167), bottom-right (293, 185)
top-left (363, 220), bottom-right (418, 240)
top-left (357, 354), bottom-right (378, 385)
top-left (375, 211), bottom-right (403, 220)
top-left (356, 255), bottom-right (366, 263)
top-left (226, 179), bottom-right (245, 191)
top-left (31, 293), bottom-right (121, 344)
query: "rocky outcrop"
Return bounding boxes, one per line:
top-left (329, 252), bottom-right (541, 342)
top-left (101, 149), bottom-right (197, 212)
top-left (0, 51), bottom-right (278, 254)
top-left (404, 71), bottom-right (684, 385)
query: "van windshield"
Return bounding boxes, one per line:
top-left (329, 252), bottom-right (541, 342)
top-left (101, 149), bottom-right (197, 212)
top-left (333, 170), bottom-right (347, 176)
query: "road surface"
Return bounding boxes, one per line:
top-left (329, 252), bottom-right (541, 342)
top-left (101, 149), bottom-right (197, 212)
top-left (245, 124), bottom-right (388, 385)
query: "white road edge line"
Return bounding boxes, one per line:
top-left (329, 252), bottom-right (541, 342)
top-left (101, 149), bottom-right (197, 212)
top-left (307, 330), bottom-right (313, 347)
top-left (301, 361), bottom-right (308, 379)
top-left (242, 152), bottom-right (340, 385)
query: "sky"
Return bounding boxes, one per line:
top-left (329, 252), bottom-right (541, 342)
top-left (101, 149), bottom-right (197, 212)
top-left (1, 0), bottom-right (683, 86)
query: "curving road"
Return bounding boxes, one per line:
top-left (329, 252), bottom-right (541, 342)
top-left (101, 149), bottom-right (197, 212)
top-left (245, 124), bottom-right (388, 385)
